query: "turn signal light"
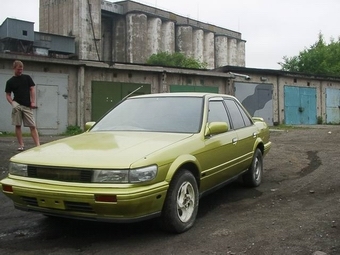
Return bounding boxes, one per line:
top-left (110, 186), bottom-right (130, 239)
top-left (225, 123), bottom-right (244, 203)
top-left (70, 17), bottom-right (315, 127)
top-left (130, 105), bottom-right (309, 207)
top-left (2, 184), bottom-right (13, 193)
top-left (95, 194), bottom-right (117, 202)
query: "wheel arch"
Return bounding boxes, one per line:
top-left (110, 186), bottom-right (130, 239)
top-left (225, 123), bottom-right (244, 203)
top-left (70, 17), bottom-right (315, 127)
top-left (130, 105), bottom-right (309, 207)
top-left (165, 155), bottom-right (201, 189)
top-left (254, 139), bottom-right (265, 154)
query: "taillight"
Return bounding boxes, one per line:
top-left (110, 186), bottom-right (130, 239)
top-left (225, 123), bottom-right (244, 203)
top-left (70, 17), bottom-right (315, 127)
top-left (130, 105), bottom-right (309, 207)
top-left (2, 184), bottom-right (13, 193)
top-left (95, 194), bottom-right (117, 202)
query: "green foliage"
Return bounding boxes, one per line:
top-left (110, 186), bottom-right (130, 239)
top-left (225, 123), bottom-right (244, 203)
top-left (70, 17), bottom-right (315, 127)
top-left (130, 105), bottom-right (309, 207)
top-left (64, 125), bottom-right (83, 136)
top-left (317, 116), bottom-right (323, 124)
top-left (279, 33), bottom-right (340, 76)
top-left (147, 52), bottom-right (207, 69)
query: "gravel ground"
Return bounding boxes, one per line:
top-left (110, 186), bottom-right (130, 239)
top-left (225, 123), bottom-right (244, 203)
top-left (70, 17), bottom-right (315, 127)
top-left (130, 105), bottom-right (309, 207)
top-left (0, 126), bottom-right (339, 255)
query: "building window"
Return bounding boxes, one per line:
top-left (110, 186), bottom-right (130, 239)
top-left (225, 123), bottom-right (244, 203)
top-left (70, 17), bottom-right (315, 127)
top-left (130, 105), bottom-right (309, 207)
top-left (41, 35), bottom-right (51, 41)
top-left (22, 30), bottom-right (28, 36)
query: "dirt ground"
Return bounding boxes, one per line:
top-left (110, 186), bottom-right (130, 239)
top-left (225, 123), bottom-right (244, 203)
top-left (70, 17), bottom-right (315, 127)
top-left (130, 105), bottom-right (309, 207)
top-left (0, 126), bottom-right (339, 255)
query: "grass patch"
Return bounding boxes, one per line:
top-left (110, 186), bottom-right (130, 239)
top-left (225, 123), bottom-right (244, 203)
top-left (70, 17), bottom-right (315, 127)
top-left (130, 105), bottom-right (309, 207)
top-left (0, 131), bottom-right (31, 137)
top-left (63, 125), bottom-right (83, 136)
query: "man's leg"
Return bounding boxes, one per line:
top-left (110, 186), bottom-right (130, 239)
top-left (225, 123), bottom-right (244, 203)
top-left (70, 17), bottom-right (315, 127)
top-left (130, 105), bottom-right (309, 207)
top-left (29, 126), bottom-right (40, 146)
top-left (15, 125), bottom-right (24, 148)
top-left (22, 106), bottom-right (40, 147)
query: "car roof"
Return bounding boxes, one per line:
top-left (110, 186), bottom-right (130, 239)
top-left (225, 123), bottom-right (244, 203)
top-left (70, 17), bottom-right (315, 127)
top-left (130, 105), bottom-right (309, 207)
top-left (129, 92), bottom-right (236, 99)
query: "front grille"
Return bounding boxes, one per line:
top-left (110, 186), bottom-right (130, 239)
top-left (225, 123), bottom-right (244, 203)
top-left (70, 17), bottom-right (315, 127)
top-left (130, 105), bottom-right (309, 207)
top-left (21, 196), bottom-right (38, 206)
top-left (20, 196), bottom-right (94, 213)
top-left (27, 166), bottom-right (92, 183)
top-left (64, 201), bottom-right (94, 213)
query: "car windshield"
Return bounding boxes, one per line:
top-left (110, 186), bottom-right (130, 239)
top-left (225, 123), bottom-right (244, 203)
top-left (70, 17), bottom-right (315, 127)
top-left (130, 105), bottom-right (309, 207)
top-left (91, 96), bottom-right (204, 133)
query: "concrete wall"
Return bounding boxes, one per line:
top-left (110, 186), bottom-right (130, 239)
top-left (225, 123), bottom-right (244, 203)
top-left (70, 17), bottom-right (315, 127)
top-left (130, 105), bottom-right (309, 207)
top-left (39, 0), bottom-right (247, 69)
top-left (237, 41), bottom-right (246, 67)
top-left (147, 17), bottom-right (162, 56)
top-left (229, 72), bottom-right (340, 125)
top-left (215, 36), bottom-right (228, 67)
top-left (228, 38), bottom-right (238, 66)
top-left (176, 26), bottom-right (193, 56)
top-left (193, 29), bottom-right (204, 63)
top-left (0, 54), bottom-right (232, 133)
top-left (126, 13), bottom-right (148, 63)
top-left (161, 21), bottom-right (175, 53)
top-left (204, 32), bottom-right (215, 69)
top-left (101, 16), bottom-right (114, 62)
top-left (3, 54), bottom-right (339, 134)
top-left (114, 16), bottom-right (126, 62)
top-left (40, 0), bottom-right (102, 61)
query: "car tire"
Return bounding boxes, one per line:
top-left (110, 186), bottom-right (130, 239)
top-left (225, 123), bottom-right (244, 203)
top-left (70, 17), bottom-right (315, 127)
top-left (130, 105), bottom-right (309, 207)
top-left (159, 169), bottom-right (199, 234)
top-left (243, 148), bottom-right (263, 187)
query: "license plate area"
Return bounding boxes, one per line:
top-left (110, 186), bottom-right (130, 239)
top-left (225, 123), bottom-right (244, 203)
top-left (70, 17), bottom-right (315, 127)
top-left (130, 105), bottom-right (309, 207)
top-left (37, 197), bottom-right (65, 210)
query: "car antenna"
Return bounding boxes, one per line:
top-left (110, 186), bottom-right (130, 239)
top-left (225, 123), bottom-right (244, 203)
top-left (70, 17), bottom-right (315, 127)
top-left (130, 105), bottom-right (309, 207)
top-left (103, 85), bottom-right (143, 116)
top-left (121, 85), bottom-right (144, 102)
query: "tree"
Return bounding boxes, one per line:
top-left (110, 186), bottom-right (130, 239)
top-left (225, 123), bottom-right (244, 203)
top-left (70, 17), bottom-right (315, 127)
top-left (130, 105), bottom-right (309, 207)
top-left (279, 33), bottom-right (340, 76)
top-left (147, 52), bottom-right (207, 69)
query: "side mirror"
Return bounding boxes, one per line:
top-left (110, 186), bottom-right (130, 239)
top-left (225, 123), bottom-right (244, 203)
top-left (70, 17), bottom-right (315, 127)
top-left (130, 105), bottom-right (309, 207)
top-left (205, 122), bottom-right (229, 136)
top-left (85, 121), bottom-right (96, 131)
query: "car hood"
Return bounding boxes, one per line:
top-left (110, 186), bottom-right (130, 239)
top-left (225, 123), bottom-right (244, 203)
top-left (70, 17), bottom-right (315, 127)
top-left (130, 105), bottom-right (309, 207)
top-left (11, 132), bottom-right (193, 168)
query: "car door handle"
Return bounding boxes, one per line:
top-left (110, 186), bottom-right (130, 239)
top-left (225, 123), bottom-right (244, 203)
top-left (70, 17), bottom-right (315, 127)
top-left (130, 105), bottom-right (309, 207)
top-left (232, 138), bottom-right (238, 144)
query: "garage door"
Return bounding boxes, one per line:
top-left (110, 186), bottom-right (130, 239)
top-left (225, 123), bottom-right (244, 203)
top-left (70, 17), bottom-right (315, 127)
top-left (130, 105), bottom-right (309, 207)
top-left (235, 82), bottom-right (273, 126)
top-left (326, 88), bottom-right (340, 124)
top-left (91, 82), bottom-right (151, 121)
top-left (284, 86), bottom-right (317, 125)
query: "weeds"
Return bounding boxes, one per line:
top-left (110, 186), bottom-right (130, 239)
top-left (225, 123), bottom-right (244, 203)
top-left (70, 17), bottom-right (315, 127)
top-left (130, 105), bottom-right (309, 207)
top-left (63, 125), bottom-right (83, 136)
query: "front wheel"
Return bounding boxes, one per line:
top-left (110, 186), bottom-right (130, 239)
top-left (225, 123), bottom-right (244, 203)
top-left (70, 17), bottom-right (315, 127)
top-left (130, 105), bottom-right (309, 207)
top-left (159, 169), bottom-right (199, 233)
top-left (243, 148), bottom-right (263, 187)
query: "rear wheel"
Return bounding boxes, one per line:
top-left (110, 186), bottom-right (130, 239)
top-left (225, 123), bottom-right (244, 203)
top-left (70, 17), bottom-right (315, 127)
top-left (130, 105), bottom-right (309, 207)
top-left (159, 169), bottom-right (199, 233)
top-left (243, 148), bottom-right (263, 187)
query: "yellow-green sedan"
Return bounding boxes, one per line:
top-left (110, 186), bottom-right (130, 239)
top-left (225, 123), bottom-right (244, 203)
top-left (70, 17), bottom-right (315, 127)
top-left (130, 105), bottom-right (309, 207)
top-left (1, 93), bottom-right (271, 233)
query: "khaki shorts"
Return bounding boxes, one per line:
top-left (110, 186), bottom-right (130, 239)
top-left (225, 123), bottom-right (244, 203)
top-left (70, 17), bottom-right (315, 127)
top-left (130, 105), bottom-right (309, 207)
top-left (11, 102), bottom-right (36, 127)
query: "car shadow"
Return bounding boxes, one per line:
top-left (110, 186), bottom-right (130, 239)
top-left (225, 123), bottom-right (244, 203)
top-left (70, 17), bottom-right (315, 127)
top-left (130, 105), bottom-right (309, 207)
top-left (197, 181), bottom-right (263, 219)
top-left (1, 182), bottom-right (264, 252)
top-left (36, 181), bottom-right (262, 238)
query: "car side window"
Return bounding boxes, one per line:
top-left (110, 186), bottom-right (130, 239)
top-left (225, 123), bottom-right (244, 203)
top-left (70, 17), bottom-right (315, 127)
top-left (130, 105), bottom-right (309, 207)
top-left (224, 99), bottom-right (252, 129)
top-left (208, 101), bottom-right (231, 128)
top-left (238, 103), bottom-right (253, 127)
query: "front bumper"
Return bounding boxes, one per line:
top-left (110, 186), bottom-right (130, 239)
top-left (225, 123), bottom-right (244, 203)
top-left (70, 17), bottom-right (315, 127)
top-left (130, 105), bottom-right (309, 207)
top-left (1, 176), bottom-right (168, 223)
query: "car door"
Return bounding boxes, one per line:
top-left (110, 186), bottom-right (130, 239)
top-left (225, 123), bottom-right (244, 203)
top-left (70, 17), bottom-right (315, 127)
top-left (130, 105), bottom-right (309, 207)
top-left (224, 98), bottom-right (258, 172)
top-left (198, 98), bottom-right (241, 192)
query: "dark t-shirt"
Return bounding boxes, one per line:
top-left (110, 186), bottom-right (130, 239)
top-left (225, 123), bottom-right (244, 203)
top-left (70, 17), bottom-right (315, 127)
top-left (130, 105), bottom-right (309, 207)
top-left (5, 74), bottom-right (35, 107)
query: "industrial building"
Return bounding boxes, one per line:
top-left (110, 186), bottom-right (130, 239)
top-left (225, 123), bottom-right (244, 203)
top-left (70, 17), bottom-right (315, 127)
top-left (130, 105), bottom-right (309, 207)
top-left (0, 0), bottom-right (340, 135)
top-left (38, 0), bottom-right (246, 69)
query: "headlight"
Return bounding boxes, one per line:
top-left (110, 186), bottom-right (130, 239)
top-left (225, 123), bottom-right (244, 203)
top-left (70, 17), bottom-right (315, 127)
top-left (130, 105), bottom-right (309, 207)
top-left (92, 170), bottom-right (129, 183)
top-left (130, 165), bottom-right (157, 183)
top-left (9, 162), bottom-right (28, 176)
top-left (92, 165), bottom-right (158, 183)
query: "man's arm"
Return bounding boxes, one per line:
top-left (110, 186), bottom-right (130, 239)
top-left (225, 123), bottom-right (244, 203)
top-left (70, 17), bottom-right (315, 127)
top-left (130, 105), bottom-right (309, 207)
top-left (30, 86), bottom-right (37, 108)
top-left (6, 92), bottom-right (13, 105)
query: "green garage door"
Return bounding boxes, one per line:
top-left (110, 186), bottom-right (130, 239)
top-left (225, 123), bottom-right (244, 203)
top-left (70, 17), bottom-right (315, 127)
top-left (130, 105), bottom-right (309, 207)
top-left (170, 85), bottom-right (219, 93)
top-left (92, 82), bottom-right (151, 121)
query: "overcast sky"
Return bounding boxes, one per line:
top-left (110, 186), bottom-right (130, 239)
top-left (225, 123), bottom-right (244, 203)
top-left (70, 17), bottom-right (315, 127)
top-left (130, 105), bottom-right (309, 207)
top-left (1, 0), bottom-right (339, 69)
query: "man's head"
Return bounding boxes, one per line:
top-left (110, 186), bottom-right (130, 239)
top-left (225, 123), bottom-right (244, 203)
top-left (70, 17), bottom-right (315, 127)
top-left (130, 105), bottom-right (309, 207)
top-left (13, 60), bottom-right (24, 76)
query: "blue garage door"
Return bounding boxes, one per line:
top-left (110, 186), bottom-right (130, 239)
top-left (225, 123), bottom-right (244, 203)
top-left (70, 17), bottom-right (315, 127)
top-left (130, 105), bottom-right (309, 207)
top-left (326, 88), bottom-right (340, 124)
top-left (284, 86), bottom-right (317, 125)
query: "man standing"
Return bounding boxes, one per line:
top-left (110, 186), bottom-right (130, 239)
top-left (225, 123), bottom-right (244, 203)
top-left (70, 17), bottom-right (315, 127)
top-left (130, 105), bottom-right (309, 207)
top-left (5, 60), bottom-right (40, 151)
